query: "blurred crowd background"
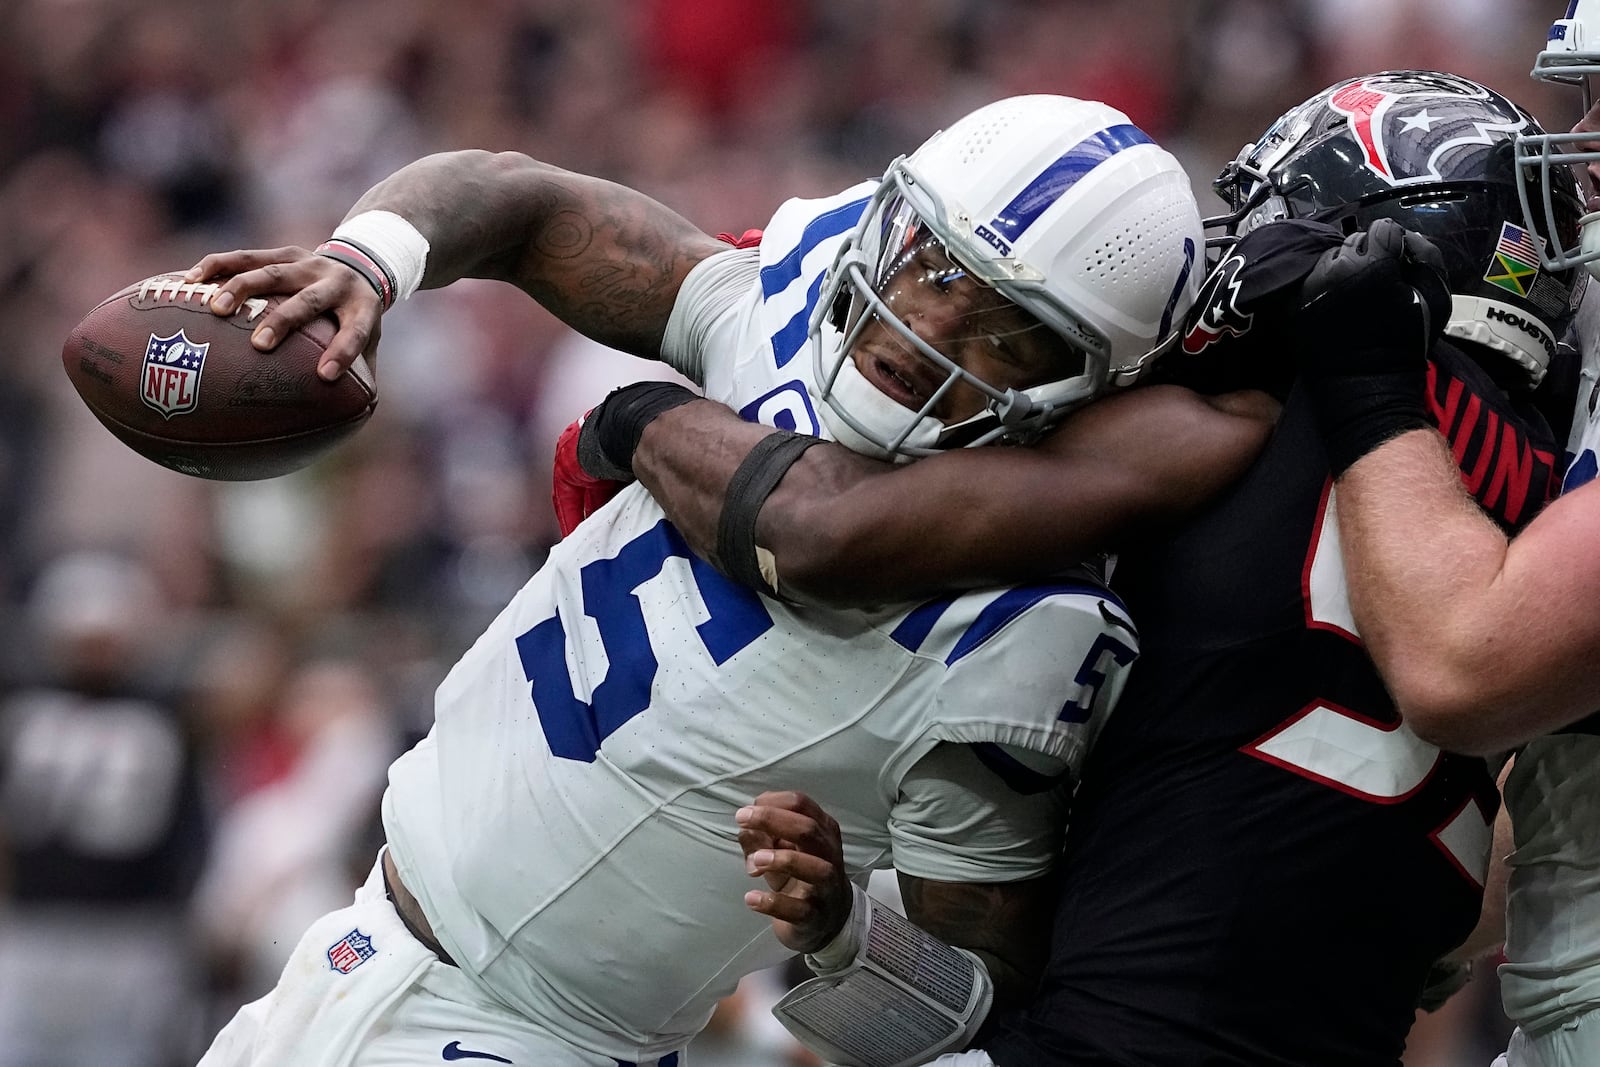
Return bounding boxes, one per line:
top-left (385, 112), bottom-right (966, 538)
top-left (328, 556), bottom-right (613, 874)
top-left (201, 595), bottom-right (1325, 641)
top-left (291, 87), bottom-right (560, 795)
top-left (0, 1), bottom-right (1579, 1064)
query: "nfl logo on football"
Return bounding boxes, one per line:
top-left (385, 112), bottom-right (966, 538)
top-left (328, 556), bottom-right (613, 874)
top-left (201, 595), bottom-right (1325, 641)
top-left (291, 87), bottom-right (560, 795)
top-left (326, 928), bottom-right (376, 974)
top-left (141, 329), bottom-right (208, 418)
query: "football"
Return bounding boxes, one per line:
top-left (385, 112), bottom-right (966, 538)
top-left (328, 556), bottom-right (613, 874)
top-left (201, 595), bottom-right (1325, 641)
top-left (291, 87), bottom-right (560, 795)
top-left (61, 274), bottom-right (377, 480)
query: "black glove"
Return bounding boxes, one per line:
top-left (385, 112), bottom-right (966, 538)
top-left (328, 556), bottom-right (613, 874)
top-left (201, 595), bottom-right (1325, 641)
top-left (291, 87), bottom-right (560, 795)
top-left (576, 381), bottom-right (699, 481)
top-left (1297, 217), bottom-right (1452, 476)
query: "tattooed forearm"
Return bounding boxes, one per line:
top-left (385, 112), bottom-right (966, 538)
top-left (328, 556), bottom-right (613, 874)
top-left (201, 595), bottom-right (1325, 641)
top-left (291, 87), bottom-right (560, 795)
top-left (347, 149), bottom-right (727, 360)
top-left (533, 209), bottom-right (595, 260)
top-left (516, 175), bottom-right (726, 356)
top-left (899, 873), bottom-right (1058, 1010)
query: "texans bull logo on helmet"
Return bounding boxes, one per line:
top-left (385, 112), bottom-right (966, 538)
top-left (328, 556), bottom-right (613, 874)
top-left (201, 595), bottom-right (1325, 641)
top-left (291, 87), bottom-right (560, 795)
top-left (1326, 75), bottom-right (1528, 187)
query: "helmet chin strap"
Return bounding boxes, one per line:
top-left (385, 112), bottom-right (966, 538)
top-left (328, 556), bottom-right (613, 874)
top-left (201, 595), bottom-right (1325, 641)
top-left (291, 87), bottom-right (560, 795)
top-left (815, 356), bottom-right (944, 463)
top-left (817, 356), bottom-right (1057, 460)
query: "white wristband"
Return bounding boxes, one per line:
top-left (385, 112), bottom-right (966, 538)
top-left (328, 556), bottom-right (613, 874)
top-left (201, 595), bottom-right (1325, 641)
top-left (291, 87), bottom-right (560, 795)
top-left (330, 210), bottom-right (430, 303)
top-left (776, 886), bottom-right (995, 1067)
top-left (805, 883), bottom-right (868, 975)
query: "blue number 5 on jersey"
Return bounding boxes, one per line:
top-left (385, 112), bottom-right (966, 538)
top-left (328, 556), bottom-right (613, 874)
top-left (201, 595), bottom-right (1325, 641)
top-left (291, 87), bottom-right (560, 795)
top-left (514, 521), bottom-right (773, 762)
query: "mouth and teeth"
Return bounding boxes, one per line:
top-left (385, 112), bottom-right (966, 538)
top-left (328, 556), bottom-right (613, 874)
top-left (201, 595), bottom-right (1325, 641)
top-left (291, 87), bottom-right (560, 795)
top-left (870, 352), bottom-right (932, 412)
top-left (883, 359), bottom-right (920, 398)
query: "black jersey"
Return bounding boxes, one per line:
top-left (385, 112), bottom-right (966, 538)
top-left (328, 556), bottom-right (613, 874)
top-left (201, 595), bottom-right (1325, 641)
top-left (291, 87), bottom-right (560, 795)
top-left (0, 682), bottom-right (207, 905)
top-left (985, 339), bottom-right (1561, 1066)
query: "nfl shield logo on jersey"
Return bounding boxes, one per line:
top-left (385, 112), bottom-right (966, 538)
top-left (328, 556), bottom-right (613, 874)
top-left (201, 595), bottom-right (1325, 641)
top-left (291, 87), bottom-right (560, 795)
top-left (140, 329), bottom-right (208, 418)
top-left (326, 928), bottom-right (376, 973)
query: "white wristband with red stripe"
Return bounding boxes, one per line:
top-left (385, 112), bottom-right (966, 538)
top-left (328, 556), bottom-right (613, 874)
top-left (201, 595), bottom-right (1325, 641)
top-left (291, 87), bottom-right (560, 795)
top-left (321, 210), bottom-right (430, 305)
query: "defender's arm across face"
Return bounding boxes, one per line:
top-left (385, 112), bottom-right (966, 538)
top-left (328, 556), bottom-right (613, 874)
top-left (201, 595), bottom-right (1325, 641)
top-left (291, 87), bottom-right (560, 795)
top-left (1335, 430), bottom-right (1600, 755)
top-left (633, 384), bottom-right (1278, 606)
top-left (189, 151), bottom-right (728, 376)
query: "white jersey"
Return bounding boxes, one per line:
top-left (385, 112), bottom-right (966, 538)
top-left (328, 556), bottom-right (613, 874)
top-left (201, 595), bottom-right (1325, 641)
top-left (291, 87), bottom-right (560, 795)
top-left (382, 185), bottom-right (1138, 1062)
top-left (1499, 298), bottom-right (1600, 1032)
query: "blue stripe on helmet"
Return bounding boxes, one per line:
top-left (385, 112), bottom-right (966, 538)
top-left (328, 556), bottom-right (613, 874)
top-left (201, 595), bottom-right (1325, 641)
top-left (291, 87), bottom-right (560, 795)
top-left (1158, 238), bottom-right (1197, 339)
top-left (987, 124), bottom-right (1154, 244)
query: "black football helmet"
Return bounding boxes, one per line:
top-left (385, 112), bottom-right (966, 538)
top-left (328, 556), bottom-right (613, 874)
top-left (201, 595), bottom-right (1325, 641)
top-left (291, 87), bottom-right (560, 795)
top-left (1212, 70), bottom-right (1587, 388)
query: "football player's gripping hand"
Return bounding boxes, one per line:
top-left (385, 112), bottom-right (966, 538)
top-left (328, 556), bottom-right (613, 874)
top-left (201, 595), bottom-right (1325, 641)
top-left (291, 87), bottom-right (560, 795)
top-left (185, 247), bottom-right (382, 382)
top-left (1296, 217), bottom-right (1452, 476)
top-left (552, 413), bottom-right (627, 537)
top-left (735, 791), bottom-right (855, 954)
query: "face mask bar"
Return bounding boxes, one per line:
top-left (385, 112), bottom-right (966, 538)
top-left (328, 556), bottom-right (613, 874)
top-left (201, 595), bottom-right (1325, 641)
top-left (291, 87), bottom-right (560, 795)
top-left (1205, 153), bottom-right (1305, 281)
top-left (866, 213), bottom-right (1062, 363)
top-left (1531, 47), bottom-right (1599, 113)
top-left (1516, 128), bottom-right (1600, 271)
top-left (1523, 24), bottom-right (1600, 271)
top-left (824, 240), bottom-right (1052, 456)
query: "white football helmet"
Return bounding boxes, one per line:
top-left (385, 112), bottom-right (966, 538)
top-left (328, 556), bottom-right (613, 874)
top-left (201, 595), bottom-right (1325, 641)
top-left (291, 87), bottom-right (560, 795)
top-left (1518, 0), bottom-right (1600, 277)
top-left (810, 95), bottom-right (1204, 461)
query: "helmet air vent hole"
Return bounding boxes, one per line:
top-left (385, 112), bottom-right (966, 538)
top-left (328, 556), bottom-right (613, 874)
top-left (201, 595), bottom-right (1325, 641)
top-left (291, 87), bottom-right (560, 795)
top-left (959, 116), bottom-right (1016, 164)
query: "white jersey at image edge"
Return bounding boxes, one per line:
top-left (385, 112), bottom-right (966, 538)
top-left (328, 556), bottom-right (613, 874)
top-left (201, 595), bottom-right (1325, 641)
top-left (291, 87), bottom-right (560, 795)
top-left (381, 184), bottom-right (1138, 1062)
top-left (1498, 292), bottom-right (1600, 1033)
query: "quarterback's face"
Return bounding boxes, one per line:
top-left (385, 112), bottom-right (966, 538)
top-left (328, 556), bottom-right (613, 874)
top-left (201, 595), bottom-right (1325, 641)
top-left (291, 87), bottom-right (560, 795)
top-left (847, 239), bottom-right (1073, 424)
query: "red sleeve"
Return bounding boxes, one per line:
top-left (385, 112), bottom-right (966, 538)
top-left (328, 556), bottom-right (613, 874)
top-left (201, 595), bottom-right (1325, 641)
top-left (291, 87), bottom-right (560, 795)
top-left (715, 229), bottom-right (763, 249)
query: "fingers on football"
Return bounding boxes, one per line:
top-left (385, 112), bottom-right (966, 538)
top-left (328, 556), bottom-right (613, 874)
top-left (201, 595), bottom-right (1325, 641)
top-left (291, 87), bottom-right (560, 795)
top-left (183, 250), bottom-right (375, 375)
top-left (184, 246), bottom-right (309, 285)
top-left (252, 286), bottom-right (373, 381)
